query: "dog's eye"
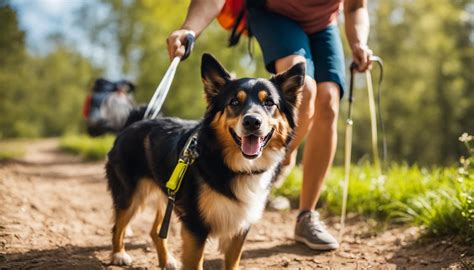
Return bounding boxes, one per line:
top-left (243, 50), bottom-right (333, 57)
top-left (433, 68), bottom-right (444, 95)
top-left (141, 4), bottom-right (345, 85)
top-left (229, 98), bottom-right (240, 106)
top-left (264, 99), bottom-right (275, 107)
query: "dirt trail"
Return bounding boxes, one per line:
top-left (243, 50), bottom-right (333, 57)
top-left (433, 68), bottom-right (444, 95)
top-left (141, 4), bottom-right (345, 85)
top-left (0, 139), bottom-right (471, 269)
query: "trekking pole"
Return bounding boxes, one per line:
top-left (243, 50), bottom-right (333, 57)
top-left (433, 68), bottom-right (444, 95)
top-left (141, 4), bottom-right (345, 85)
top-left (366, 70), bottom-right (381, 175)
top-left (144, 33), bottom-right (195, 119)
top-left (338, 62), bottom-right (357, 242)
top-left (339, 56), bottom-right (385, 242)
top-left (372, 56), bottom-right (386, 173)
top-left (366, 56), bottom-right (384, 175)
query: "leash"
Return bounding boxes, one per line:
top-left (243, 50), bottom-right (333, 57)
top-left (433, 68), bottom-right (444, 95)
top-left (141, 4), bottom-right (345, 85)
top-left (144, 33), bottom-right (195, 119)
top-left (339, 56), bottom-right (385, 241)
top-left (141, 33), bottom-right (197, 238)
top-left (158, 131), bottom-right (199, 239)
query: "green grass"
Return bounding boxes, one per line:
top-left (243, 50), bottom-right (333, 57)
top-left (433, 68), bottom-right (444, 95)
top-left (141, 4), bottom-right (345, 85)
top-left (273, 163), bottom-right (473, 244)
top-left (0, 139), bottom-right (28, 161)
top-left (273, 133), bottom-right (474, 244)
top-left (59, 134), bottom-right (115, 161)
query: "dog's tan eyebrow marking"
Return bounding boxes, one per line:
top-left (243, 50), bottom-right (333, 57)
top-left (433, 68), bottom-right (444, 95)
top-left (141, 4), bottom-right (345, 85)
top-left (237, 90), bottom-right (247, 103)
top-left (258, 90), bottom-right (268, 102)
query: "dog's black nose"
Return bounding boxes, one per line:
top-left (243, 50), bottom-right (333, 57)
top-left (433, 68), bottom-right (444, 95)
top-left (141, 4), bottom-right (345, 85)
top-left (243, 114), bottom-right (262, 131)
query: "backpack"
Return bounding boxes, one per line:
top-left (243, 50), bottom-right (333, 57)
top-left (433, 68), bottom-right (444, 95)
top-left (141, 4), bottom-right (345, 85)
top-left (83, 78), bottom-right (136, 136)
top-left (217, 0), bottom-right (266, 47)
top-left (217, 0), bottom-right (248, 47)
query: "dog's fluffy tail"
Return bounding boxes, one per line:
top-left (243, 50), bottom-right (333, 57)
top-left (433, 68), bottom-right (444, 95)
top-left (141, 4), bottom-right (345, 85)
top-left (122, 105), bottom-right (147, 129)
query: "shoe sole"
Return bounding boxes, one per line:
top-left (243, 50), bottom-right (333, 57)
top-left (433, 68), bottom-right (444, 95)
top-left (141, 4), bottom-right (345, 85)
top-left (294, 235), bottom-right (339, 250)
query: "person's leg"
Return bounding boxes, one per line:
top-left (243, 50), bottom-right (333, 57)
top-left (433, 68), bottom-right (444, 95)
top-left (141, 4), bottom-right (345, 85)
top-left (275, 57), bottom-right (317, 167)
top-left (293, 25), bottom-right (345, 250)
top-left (301, 24), bottom-right (346, 211)
top-left (299, 82), bottom-right (339, 211)
top-left (293, 82), bottom-right (341, 251)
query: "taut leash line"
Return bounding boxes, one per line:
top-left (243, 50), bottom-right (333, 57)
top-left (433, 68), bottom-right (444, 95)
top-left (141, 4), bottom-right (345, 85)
top-left (140, 33), bottom-right (197, 238)
top-left (144, 34), bottom-right (195, 120)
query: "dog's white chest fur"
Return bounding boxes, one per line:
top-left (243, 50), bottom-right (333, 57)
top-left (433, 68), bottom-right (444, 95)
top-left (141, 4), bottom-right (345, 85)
top-left (198, 168), bottom-right (274, 239)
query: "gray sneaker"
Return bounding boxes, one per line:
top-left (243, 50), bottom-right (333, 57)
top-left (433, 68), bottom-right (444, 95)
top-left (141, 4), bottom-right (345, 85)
top-left (294, 211), bottom-right (339, 250)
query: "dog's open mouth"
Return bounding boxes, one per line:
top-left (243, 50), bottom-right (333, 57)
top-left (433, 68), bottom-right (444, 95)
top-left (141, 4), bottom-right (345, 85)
top-left (230, 128), bottom-right (274, 159)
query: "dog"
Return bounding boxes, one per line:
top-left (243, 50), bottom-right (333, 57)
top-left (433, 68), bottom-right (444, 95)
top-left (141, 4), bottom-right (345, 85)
top-left (105, 53), bottom-right (305, 269)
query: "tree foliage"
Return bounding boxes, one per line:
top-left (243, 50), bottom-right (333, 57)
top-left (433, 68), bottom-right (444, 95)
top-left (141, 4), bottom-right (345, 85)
top-left (1, 0), bottom-right (472, 166)
top-left (0, 3), bottom-right (99, 138)
top-left (78, 0), bottom-right (267, 119)
top-left (346, 0), bottom-right (474, 165)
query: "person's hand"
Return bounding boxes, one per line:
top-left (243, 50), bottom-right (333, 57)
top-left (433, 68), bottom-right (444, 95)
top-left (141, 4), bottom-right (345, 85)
top-left (351, 43), bottom-right (373, 72)
top-left (166, 29), bottom-right (195, 61)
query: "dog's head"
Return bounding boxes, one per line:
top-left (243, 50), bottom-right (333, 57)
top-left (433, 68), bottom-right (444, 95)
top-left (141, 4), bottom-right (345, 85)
top-left (201, 53), bottom-right (304, 172)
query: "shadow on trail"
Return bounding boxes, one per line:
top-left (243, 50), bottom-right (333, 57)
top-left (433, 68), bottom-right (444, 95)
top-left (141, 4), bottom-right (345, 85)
top-left (243, 242), bottom-right (326, 259)
top-left (0, 159), bottom-right (85, 167)
top-left (0, 243), bottom-right (147, 269)
top-left (387, 235), bottom-right (473, 269)
top-left (14, 170), bottom-right (104, 181)
top-left (204, 242), bottom-right (328, 269)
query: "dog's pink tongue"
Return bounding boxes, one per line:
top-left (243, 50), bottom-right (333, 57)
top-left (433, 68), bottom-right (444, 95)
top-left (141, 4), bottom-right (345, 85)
top-left (241, 135), bottom-right (262, 156)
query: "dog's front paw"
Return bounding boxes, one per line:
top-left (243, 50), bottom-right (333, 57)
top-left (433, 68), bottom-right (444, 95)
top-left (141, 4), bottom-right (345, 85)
top-left (111, 251), bottom-right (133, 266)
top-left (160, 254), bottom-right (180, 270)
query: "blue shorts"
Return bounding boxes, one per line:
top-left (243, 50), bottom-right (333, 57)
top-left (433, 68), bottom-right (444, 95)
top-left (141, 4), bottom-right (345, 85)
top-left (247, 7), bottom-right (346, 97)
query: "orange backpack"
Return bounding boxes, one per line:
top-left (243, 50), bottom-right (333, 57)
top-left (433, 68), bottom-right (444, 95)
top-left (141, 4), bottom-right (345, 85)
top-left (217, 0), bottom-right (248, 46)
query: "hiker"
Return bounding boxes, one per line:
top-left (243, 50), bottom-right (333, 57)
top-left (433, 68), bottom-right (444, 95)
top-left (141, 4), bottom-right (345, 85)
top-left (83, 79), bottom-right (136, 137)
top-left (166, 0), bottom-right (373, 250)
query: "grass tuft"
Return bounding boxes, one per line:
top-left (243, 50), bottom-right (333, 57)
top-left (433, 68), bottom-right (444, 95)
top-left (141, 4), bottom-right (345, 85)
top-left (59, 134), bottom-right (115, 161)
top-left (0, 139), bottom-right (28, 161)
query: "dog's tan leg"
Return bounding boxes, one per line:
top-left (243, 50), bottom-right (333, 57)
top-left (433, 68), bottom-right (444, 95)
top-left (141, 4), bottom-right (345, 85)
top-left (110, 178), bottom-right (157, 265)
top-left (150, 203), bottom-right (177, 269)
top-left (224, 231), bottom-right (249, 270)
top-left (181, 226), bottom-right (206, 270)
top-left (111, 206), bottom-right (137, 265)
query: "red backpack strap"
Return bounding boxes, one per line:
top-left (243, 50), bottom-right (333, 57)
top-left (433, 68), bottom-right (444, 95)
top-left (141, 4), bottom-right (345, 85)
top-left (228, 6), bottom-right (247, 46)
top-left (82, 94), bottom-right (92, 119)
top-left (217, 0), bottom-right (248, 47)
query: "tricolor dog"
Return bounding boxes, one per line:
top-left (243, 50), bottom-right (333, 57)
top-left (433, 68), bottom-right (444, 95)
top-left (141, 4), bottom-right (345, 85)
top-left (106, 53), bottom-right (304, 269)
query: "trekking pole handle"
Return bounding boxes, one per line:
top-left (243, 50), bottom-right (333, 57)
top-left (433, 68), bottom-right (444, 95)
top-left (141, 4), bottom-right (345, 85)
top-left (181, 33), bottom-right (195, 61)
top-left (350, 62), bottom-right (358, 72)
top-left (350, 56), bottom-right (383, 72)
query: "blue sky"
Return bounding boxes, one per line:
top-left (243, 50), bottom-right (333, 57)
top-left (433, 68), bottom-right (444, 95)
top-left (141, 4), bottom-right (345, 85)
top-left (11, 0), bottom-right (121, 78)
top-left (12, 0), bottom-right (82, 52)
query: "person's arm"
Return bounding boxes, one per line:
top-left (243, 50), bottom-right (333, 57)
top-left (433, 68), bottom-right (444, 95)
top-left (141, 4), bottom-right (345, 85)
top-left (166, 0), bottom-right (225, 60)
top-left (344, 0), bottom-right (373, 72)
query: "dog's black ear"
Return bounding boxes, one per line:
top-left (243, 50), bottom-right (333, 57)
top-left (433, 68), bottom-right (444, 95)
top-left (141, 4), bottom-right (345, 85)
top-left (201, 53), bottom-right (232, 104)
top-left (271, 62), bottom-right (305, 108)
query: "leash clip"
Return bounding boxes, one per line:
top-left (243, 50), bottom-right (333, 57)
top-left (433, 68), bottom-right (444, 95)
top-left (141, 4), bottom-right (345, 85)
top-left (180, 134), bottom-right (199, 164)
top-left (167, 189), bottom-right (176, 200)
